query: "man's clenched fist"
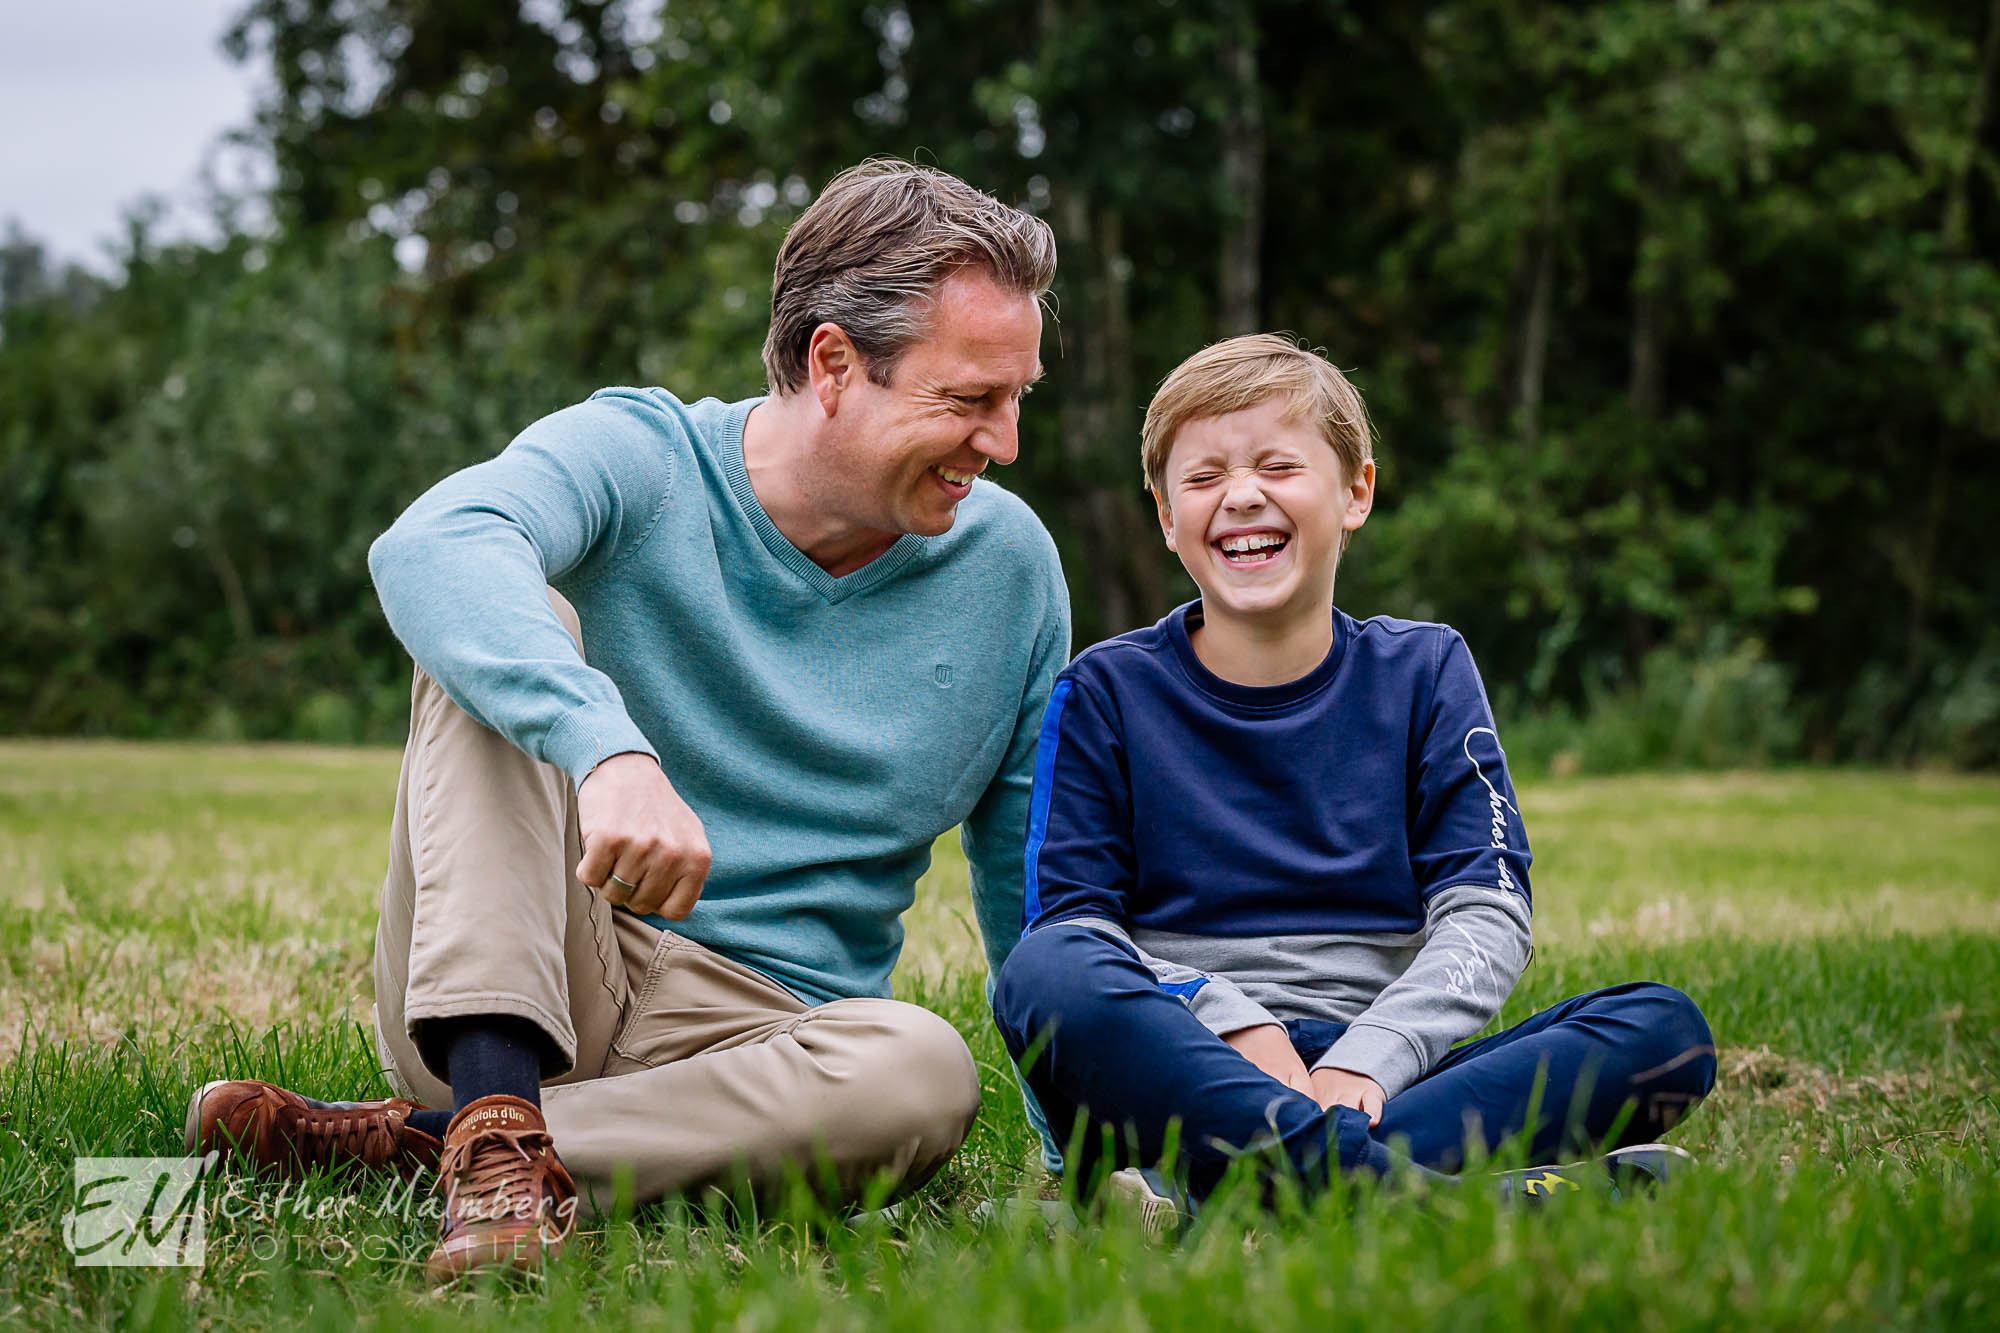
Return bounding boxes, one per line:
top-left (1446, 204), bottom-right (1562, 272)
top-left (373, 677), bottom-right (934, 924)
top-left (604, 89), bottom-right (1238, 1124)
top-left (575, 752), bottom-right (712, 919)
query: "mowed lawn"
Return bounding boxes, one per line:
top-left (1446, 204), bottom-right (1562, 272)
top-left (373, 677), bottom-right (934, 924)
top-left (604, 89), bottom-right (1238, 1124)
top-left (2, 740), bottom-right (1997, 1329)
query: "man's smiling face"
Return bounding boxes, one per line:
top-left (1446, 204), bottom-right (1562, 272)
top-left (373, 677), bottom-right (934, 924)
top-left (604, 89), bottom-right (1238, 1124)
top-left (1155, 396), bottom-right (1374, 628)
top-left (817, 268), bottom-right (1044, 540)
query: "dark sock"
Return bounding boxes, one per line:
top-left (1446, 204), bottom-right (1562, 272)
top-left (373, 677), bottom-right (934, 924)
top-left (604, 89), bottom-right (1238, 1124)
top-left (436, 1014), bottom-right (548, 1118)
top-left (407, 1108), bottom-right (453, 1140)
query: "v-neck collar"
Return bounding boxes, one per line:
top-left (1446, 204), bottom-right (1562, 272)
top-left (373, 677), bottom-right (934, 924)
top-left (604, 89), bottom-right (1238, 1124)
top-left (720, 398), bottom-right (928, 604)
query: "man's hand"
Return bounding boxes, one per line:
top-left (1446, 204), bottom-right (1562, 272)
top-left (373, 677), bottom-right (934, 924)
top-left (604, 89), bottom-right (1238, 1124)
top-left (1222, 1023), bottom-right (1315, 1098)
top-left (574, 752), bottom-right (712, 919)
top-left (1310, 1066), bottom-right (1386, 1127)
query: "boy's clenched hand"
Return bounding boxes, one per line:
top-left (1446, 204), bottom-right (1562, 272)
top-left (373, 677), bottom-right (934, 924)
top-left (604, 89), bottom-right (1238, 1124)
top-left (1222, 1026), bottom-right (1390, 1127)
top-left (1222, 1023), bottom-right (1316, 1098)
top-left (1310, 1067), bottom-right (1385, 1126)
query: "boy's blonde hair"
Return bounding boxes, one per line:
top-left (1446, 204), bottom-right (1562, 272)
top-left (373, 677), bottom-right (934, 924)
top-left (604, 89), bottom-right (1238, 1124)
top-left (1140, 333), bottom-right (1373, 495)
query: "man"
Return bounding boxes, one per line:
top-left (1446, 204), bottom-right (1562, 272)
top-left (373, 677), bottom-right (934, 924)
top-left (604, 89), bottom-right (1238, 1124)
top-left (186, 160), bottom-right (1068, 1281)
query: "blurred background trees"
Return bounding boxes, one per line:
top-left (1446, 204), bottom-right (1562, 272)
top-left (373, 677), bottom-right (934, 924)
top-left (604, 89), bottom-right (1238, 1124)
top-left (4, 0), bottom-right (1997, 769)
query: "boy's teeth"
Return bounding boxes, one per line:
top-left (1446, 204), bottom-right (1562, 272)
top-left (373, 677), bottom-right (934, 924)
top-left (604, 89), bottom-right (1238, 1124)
top-left (931, 466), bottom-right (976, 486)
top-left (1218, 533), bottom-right (1287, 553)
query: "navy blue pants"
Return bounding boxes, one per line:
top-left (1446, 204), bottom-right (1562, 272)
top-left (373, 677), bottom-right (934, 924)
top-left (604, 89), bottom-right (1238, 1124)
top-left (994, 923), bottom-right (1717, 1200)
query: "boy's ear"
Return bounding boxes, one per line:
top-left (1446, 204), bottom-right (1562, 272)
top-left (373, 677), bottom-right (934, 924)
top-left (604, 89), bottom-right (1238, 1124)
top-left (1153, 488), bottom-right (1178, 552)
top-left (1342, 460), bottom-right (1377, 531)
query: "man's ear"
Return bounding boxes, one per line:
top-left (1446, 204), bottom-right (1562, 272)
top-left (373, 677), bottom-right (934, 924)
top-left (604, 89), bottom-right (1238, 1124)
top-left (1154, 488), bottom-right (1178, 553)
top-left (1342, 460), bottom-right (1377, 531)
top-left (806, 323), bottom-right (861, 418)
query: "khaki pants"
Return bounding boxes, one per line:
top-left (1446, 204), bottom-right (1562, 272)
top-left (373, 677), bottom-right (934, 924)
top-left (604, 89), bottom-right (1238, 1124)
top-left (372, 592), bottom-right (981, 1211)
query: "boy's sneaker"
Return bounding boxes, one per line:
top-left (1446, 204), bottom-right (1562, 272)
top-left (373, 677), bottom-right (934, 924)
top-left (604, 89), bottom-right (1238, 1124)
top-left (1493, 1143), bottom-right (1696, 1204)
top-left (1492, 1161), bottom-right (1604, 1203)
top-left (185, 1079), bottom-right (443, 1180)
top-left (1602, 1142), bottom-right (1696, 1191)
top-left (424, 1095), bottom-right (577, 1283)
top-left (1106, 1167), bottom-right (1187, 1235)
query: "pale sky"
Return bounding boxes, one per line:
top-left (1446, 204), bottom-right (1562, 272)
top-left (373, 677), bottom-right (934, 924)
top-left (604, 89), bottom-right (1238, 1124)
top-left (0, 0), bottom-right (266, 271)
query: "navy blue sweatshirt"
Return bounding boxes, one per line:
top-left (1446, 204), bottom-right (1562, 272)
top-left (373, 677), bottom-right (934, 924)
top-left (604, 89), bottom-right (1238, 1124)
top-left (1023, 601), bottom-right (1534, 1098)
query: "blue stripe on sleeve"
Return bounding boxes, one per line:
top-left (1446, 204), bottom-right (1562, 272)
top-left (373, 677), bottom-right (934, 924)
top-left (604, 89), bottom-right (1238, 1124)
top-left (1020, 676), bottom-right (1075, 934)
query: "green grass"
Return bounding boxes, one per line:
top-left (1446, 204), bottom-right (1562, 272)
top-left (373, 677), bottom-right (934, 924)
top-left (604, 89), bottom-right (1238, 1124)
top-left (3, 742), bottom-right (1998, 1329)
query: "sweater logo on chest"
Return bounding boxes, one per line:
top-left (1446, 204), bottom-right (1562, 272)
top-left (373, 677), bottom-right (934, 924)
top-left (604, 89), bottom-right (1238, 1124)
top-left (933, 664), bottom-right (955, 689)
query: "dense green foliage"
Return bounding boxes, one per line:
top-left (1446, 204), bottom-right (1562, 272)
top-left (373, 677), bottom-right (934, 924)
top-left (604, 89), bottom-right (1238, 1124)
top-left (4, 1), bottom-right (1998, 765)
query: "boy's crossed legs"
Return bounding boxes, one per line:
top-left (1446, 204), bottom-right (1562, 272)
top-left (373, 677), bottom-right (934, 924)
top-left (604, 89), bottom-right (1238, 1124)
top-left (994, 923), bottom-right (1716, 1202)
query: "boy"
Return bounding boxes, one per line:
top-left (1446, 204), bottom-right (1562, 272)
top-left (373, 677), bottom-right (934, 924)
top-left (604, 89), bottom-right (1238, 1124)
top-left (994, 335), bottom-right (1715, 1204)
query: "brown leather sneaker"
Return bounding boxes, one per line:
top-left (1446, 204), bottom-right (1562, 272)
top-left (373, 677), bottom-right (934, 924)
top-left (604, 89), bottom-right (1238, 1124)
top-left (424, 1095), bottom-right (577, 1283)
top-left (185, 1079), bottom-right (444, 1180)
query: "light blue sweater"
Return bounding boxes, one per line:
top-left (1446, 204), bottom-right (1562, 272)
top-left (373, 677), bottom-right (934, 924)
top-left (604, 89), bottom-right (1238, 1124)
top-left (368, 387), bottom-right (1070, 1006)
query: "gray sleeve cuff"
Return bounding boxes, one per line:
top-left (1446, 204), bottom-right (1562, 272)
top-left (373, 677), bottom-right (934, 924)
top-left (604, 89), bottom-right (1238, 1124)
top-left (1187, 978), bottom-right (1281, 1038)
top-left (1314, 1023), bottom-right (1427, 1101)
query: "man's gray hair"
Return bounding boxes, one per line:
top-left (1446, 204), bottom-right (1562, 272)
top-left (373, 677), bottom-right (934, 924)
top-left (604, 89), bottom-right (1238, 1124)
top-left (761, 159), bottom-right (1057, 394)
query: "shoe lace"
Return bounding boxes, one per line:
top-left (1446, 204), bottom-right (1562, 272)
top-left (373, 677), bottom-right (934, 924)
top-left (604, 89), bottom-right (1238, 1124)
top-left (439, 1128), bottom-right (562, 1227)
top-left (290, 1103), bottom-right (403, 1168)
